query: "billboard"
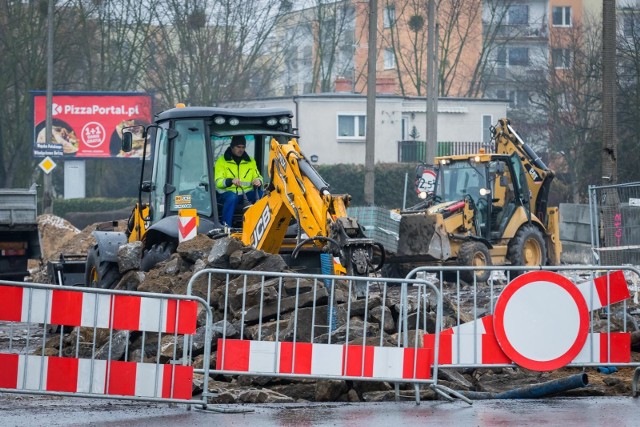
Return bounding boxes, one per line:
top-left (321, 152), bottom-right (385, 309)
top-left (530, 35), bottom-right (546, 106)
top-left (32, 91), bottom-right (152, 159)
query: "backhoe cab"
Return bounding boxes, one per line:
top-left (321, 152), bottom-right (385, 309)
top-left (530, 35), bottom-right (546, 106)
top-left (83, 106), bottom-right (381, 289)
top-left (390, 118), bottom-right (561, 282)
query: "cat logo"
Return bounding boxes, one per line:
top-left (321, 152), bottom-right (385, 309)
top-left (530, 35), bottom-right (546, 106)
top-left (251, 205), bottom-right (272, 247)
top-left (525, 164), bottom-right (543, 183)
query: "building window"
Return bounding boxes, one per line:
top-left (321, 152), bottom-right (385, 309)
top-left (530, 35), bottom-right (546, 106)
top-left (623, 14), bottom-right (640, 38)
top-left (497, 47), bottom-right (529, 67)
top-left (337, 114), bottom-right (366, 139)
top-left (556, 93), bottom-right (570, 111)
top-left (552, 48), bottom-right (571, 69)
top-left (384, 5), bottom-right (395, 28)
top-left (384, 48), bottom-right (396, 69)
top-left (482, 115), bottom-right (493, 144)
top-left (552, 6), bottom-right (571, 27)
top-left (508, 47), bottom-right (529, 66)
top-left (508, 90), bottom-right (530, 108)
top-left (507, 4), bottom-right (529, 25)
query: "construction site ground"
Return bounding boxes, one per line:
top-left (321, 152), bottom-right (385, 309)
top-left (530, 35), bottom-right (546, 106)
top-left (5, 214), bottom-right (640, 403)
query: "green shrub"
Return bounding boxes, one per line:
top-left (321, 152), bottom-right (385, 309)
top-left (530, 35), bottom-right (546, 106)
top-left (52, 197), bottom-right (136, 218)
top-left (315, 163), bottom-right (423, 208)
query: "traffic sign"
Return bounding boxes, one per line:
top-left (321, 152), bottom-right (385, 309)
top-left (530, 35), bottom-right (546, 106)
top-left (493, 271), bottom-right (589, 371)
top-left (416, 168), bottom-right (436, 195)
top-left (38, 156), bottom-right (57, 174)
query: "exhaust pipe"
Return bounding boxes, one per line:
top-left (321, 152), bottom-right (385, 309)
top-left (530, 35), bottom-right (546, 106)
top-left (461, 373), bottom-right (589, 400)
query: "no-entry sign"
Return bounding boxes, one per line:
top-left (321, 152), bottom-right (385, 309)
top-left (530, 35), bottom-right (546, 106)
top-left (493, 271), bottom-right (590, 371)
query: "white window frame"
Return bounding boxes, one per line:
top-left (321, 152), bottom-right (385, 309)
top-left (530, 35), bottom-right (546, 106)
top-left (482, 115), bottom-right (493, 144)
top-left (384, 5), bottom-right (395, 28)
top-left (557, 93), bottom-right (570, 112)
top-left (552, 6), bottom-right (572, 27)
top-left (337, 112), bottom-right (366, 141)
top-left (552, 48), bottom-right (571, 69)
top-left (383, 48), bottom-right (396, 69)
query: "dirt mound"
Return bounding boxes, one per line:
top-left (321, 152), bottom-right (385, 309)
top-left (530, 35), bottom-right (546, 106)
top-left (37, 214), bottom-right (129, 263)
top-left (37, 214), bottom-right (80, 261)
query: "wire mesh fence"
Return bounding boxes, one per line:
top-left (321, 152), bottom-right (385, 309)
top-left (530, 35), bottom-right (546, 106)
top-left (589, 182), bottom-right (640, 265)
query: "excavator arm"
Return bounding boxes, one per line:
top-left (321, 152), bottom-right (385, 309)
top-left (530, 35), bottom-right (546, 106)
top-left (240, 137), bottom-right (381, 275)
top-left (492, 118), bottom-right (555, 223)
top-left (492, 118), bottom-right (561, 264)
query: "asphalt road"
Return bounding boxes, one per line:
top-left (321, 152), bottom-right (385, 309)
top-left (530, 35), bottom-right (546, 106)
top-left (0, 394), bottom-right (639, 426)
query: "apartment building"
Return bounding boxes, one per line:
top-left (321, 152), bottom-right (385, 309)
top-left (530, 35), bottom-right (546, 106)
top-left (272, 0), bottom-right (481, 98)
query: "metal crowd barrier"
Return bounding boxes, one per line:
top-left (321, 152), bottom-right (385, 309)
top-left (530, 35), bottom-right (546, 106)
top-left (0, 280), bottom-right (212, 407)
top-left (403, 265), bottom-right (640, 385)
top-left (186, 269), bottom-right (457, 403)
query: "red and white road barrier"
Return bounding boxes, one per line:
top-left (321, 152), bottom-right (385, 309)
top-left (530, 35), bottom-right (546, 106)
top-left (572, 332), bottom-right (631, 364)
top-left (216, 339), bottom-right (432, 380)
top-left (0, 286), bottom-right (197, 334)
top-left (178, 208), bottom-right (199, 243)
top-left (0, 354), bottom-right (193, 399)
top-left (576, 270), bottom-right (630, 311)
top-left (425, 271), bottom-right (631, 370)
top-left (424, 315), bottom-right (511, 365)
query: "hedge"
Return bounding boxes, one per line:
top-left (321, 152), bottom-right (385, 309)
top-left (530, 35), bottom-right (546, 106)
top-left (315, 163), bottom-right (423, 208)
top-left (52, 197), bottom-right (137, 218)
top-left (49, 163), bottom-right (422, 216)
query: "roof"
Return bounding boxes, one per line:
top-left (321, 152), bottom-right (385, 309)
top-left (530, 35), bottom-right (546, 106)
top-left (155, 106), bottom-right (294, 121)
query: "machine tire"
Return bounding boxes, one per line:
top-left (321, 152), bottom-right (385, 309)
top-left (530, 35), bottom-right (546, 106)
top-left (85, 245), bottom-right (121, 289)
top-left (507, 224), bottom-right (546, 277)
top-left (140, 242), bottom-right (175, 272)
top-left (457, 241), bottom-right (492, 283)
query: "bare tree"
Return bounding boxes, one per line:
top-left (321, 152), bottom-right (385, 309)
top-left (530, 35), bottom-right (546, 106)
top-left (0, 1), bottom-right (62, 187)
top-left (69, 0), bottom-right (160, 91)
top-left (616, 7), bottom-right (640, 184)
top-left (527, 20), bottom-right (602, 203)
top-left (148, 0), bottom-right (289, 108)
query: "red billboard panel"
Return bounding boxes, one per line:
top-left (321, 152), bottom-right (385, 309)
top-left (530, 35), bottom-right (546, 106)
top-left (33, 92), bottom-right (152, 159)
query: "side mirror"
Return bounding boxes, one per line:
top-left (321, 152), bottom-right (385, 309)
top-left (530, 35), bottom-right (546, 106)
top-left (122, 132), bottom-right (133, 152)
top-left (141, 181), bottom-right (154, 192)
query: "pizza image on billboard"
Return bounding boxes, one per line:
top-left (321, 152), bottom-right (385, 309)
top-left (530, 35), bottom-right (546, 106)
top-left (34, 119), bottom-right (79, 156)
top-left (110, 119), bottom-right (149, 158)
top-left (32, 91), bottom-right (152, 159)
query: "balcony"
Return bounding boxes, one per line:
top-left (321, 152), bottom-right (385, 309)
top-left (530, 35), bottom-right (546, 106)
top-left (397, 141), bottom-right (494, 163)
top-left (484, 24), bottom-right (548, 40)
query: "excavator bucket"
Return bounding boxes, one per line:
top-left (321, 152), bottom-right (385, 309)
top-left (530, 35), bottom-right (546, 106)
top-left (397, 212), bottom-right (451, 260)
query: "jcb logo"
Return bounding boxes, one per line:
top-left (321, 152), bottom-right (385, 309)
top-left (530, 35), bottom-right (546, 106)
top-left (251, 205), bottom-right (271, 246)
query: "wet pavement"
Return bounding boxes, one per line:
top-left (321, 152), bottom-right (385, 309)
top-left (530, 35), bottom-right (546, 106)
top-left (0, 394), bottom-right (638, 426)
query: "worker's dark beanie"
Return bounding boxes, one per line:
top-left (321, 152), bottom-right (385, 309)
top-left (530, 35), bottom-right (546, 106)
top-left (230, 135), bottom-right (246, 147)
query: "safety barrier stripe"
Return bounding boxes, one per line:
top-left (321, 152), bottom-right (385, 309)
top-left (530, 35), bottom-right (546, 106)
top-left (0, 286), bottom-right (197, 334)
top-left (571, 332), bottom-right (631, 364)
top-left (215, 339), bottom-right (432, 380)
top-left (0, 353), bottom-right (193, 399)
top-left (426, 330), bottom-right (631, 366)
top-left (577, 270), bottom-right (630, 311)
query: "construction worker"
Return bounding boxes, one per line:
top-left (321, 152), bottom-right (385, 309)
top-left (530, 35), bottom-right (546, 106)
top-left (215, 135), bottom-right (263, 226)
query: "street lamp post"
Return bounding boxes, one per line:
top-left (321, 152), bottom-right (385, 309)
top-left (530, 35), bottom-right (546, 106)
top-left (43, 0), bottom-right (54, 214)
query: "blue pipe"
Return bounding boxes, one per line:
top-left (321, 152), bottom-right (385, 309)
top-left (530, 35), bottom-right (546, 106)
top-left (461, 373), bottom-right (589, 400)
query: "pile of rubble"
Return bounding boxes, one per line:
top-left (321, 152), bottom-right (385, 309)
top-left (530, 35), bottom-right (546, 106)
top-left (27, 215), bottom-right (640, 402)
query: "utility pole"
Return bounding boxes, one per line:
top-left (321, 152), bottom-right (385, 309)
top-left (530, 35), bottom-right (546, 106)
top-left (425, 0), bottom-right (437, 165)
top-left (44, 0), bottom-right (54, 214)
top-left (364, 0), bottom-right (377, 205)
top-left (600, 0), bottom-right (619, 265)
top-left (601, 0), bottom-right (617, 185)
